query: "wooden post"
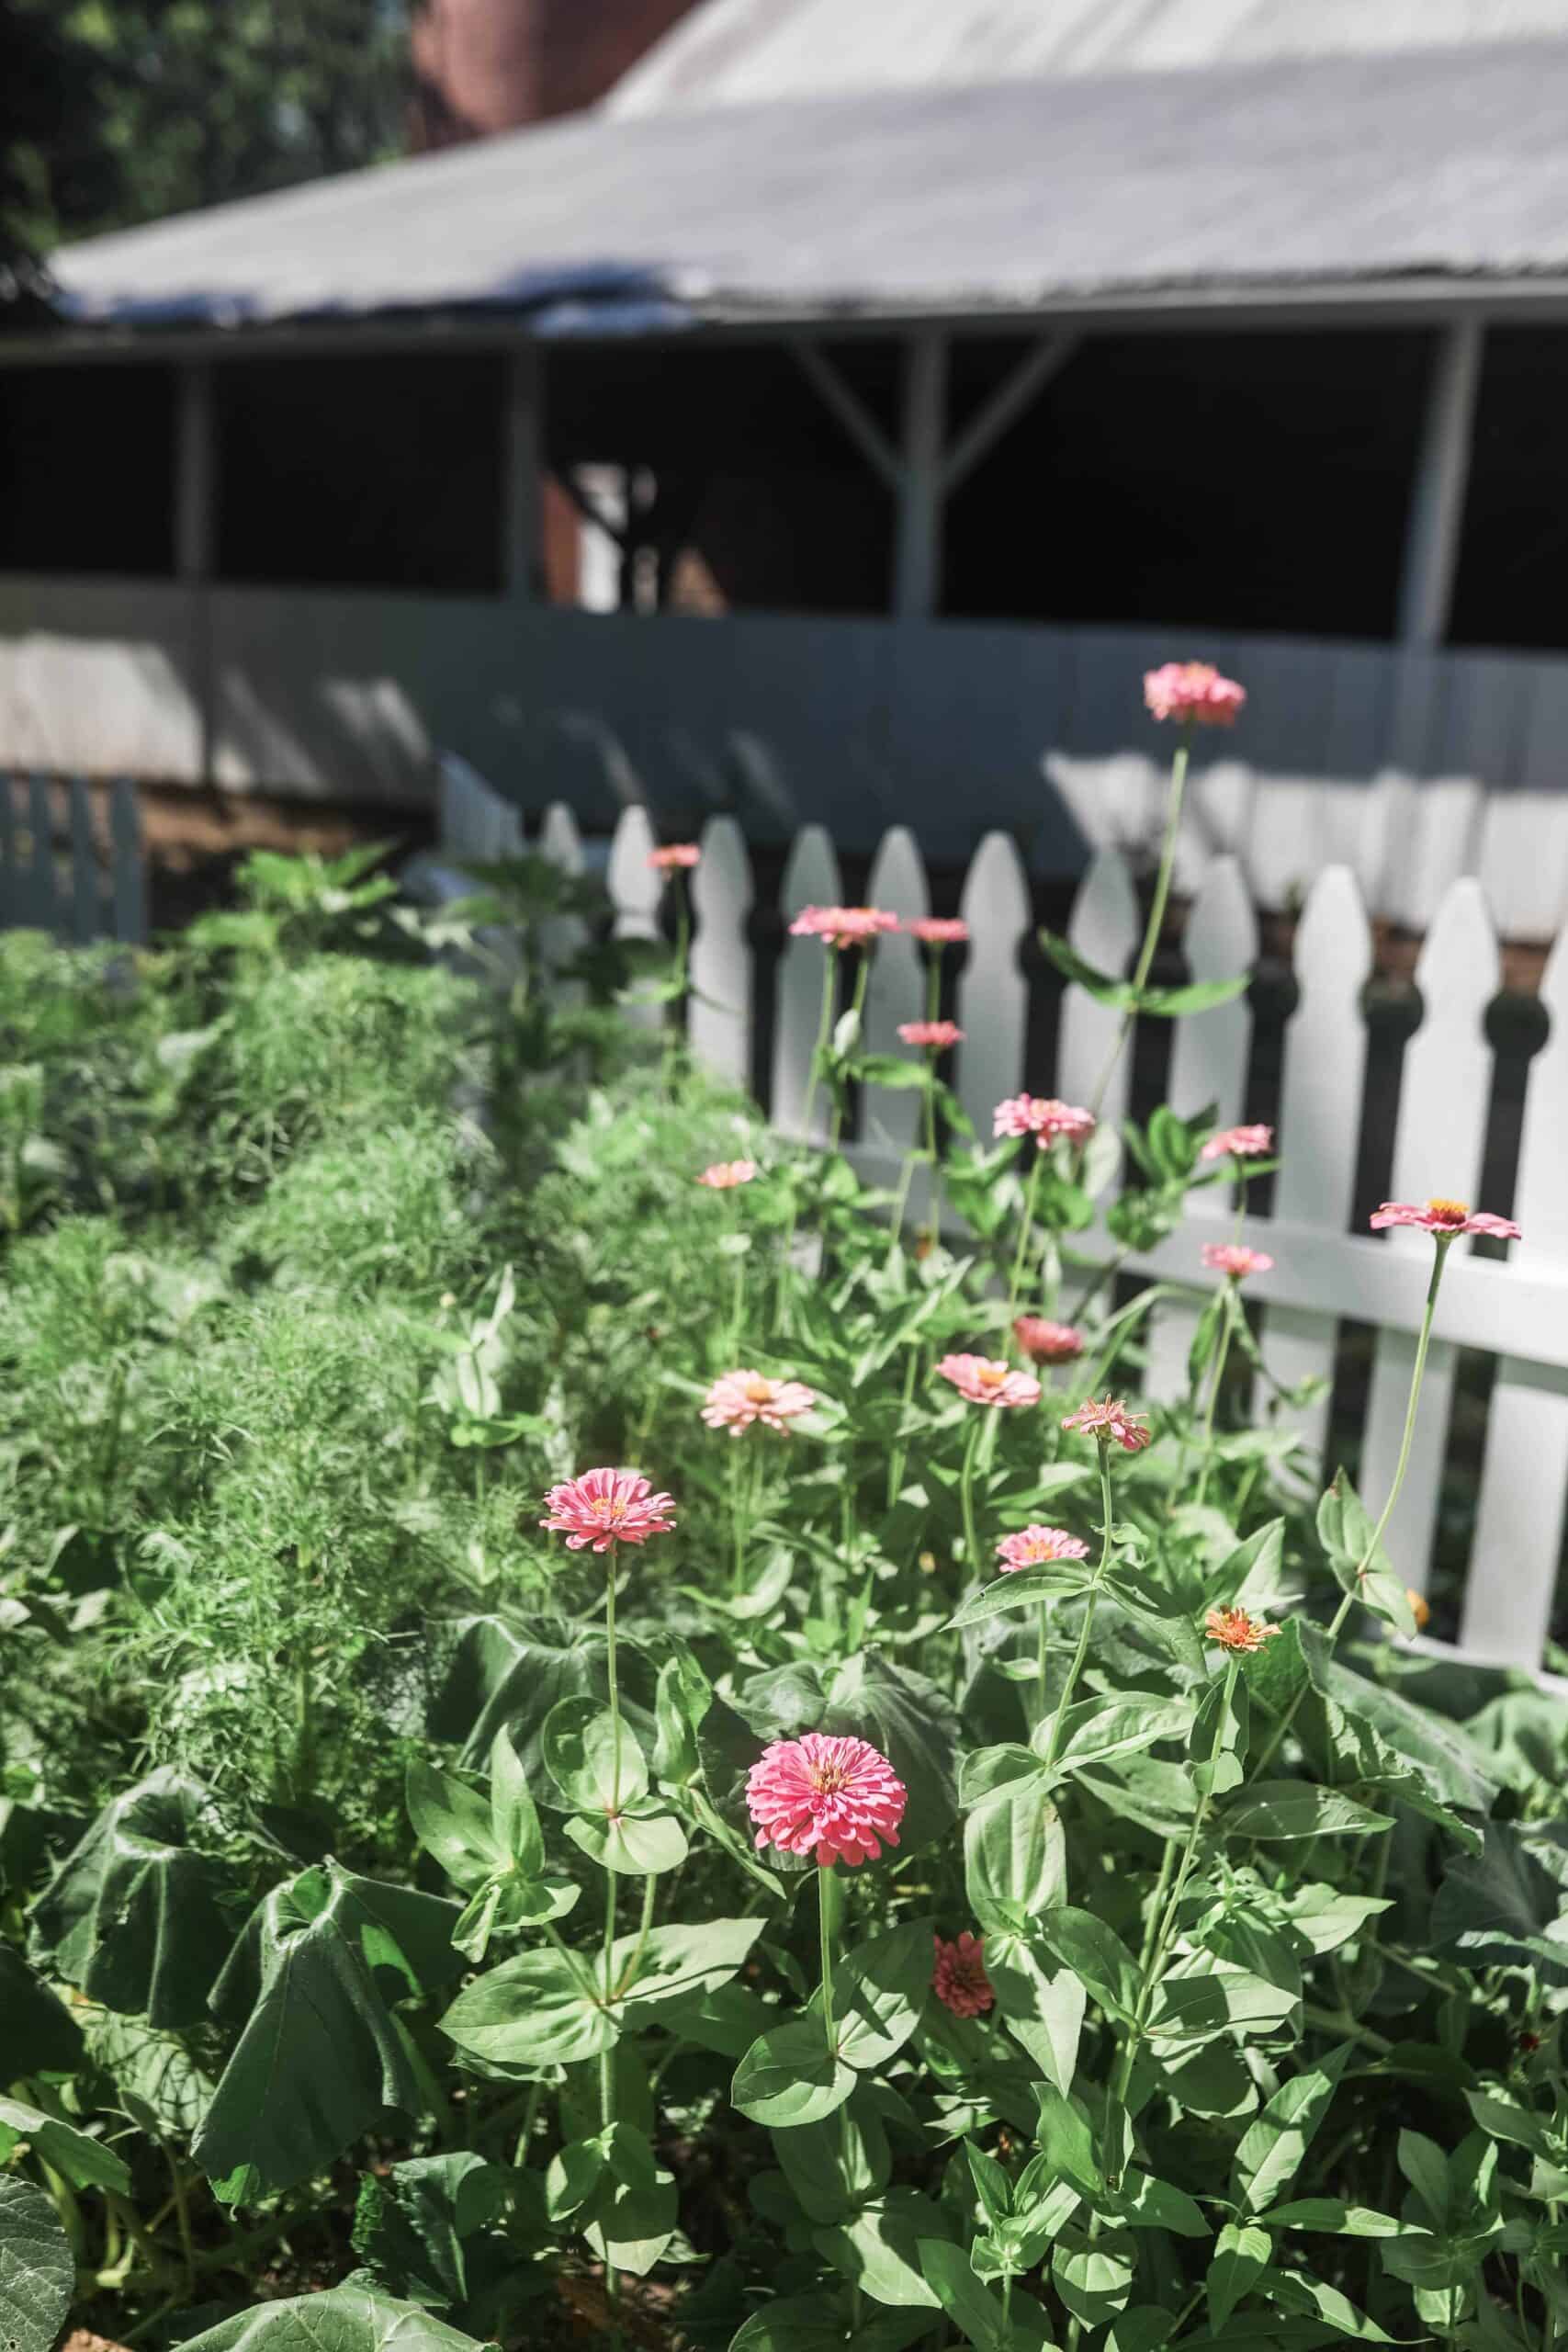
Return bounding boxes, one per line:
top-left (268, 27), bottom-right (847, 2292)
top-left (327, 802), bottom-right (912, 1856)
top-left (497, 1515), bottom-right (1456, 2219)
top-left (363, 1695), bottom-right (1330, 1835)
top-left (893, 331), bottom-right (947, 620)
top-left (175, 361), bottom-right (215, 783)
top-left (504, 342), bottom-right (543, 602)
top-left (1397, 317), bottom-right (1484, 649)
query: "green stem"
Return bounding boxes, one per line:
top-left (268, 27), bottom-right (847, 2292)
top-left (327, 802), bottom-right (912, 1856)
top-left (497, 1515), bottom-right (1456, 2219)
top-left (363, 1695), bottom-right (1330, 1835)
top-left (775, 955), bottom-right (839, 1329)
top-left (1254, 1236), bottom-right (1451, 1779)
top-left (827, 955), bottom-right (871, 1156)
top-left (1088, 733), bottom-right (1191, 1124)
top-left (818, 1860), bottom-right (839, 2057)
top-left (1035, 1599), bottom-right (1050, 1721)
top-left (1193, 1286), bottom-right (1236, 1509)
top-left (886, 1343), bottom-right (919, 1510)
top-left (922, 1054), bottom-right (944, 1245)
top-left (959, 1412), bottom-right (985, 1576)
top-left (1005, 1150), bottom-right (1043, 1326)
top-left (1041, 1443), bottom-right (1114, 1769)
top-left (602, 1538), bottom-right (622, 2170)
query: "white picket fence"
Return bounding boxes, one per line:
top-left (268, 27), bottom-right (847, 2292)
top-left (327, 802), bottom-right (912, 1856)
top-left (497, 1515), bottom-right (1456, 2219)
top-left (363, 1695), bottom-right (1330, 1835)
top-left (436, 756), bottom-right (1568, 1681)
top-left (0, 775), bottom-right (147, 945)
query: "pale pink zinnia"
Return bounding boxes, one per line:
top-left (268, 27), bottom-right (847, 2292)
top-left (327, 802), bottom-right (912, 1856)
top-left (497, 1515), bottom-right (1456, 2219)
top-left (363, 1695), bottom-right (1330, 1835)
top-left (1201, 1241), bottom-right (1275, 1281)
top-left (1144, 662), bottom-right (1247, 728)
top-left (1063, 1396), bottom-right (1152, 1453)
top-left (1013, 1316), bottom-right (1085, 1364)
top-left (932, 1931), bottom-right (994, 2019)
top-left (649, 843), bottom-right (700, 872)
top-left (997, 1526), bottom-right (1090, 1572)
top-left (701, 1369), bottom-right (817, 1435)
top-left (898, 1019), bottom-right (964, 1050)
top-left (1371, 1197), bottom-right (1521, 1242)
top-left (937, 1354), bottom-right (1042, 1409)
top-left (696, 1159), bottom-right (757, 1190)
top-left (745, 1733), bottom-right (907, 1868)
top-left (1205, 1605), bottom-right (1281, 1654)
top-left (907, 917), bottom-right (970, 947)
top-left (992, 1095), bottom-right (1096, 1147)
top-left (1201, 1123), bottom-right (1274, 1162)
top-left (788, 905), bottom-right (899, 950)
top-left (539, 1468), bottom-right (677, 1553)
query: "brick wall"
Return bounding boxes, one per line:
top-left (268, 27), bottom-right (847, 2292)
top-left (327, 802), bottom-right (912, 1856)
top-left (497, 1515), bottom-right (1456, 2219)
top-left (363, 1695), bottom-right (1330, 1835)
top-left (410, 0), bottom-right (704, 143)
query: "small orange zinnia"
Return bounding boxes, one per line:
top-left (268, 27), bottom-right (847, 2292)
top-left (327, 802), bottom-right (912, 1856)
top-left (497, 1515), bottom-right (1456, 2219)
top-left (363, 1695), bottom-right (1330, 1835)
top-left (1062, 1396), bottom-right (1151, 1453)
top-left (937, 1354), bottom-right (1042, 1410)
top-left (1204, 1605), bottom-right (1281, 1654)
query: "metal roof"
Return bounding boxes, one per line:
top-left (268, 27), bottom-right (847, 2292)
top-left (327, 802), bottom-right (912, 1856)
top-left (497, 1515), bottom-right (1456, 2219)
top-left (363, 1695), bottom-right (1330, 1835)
top-left (48, 37), bottom-right (1568, 337)
top-left (607, 0), bottom-right (1568, 114)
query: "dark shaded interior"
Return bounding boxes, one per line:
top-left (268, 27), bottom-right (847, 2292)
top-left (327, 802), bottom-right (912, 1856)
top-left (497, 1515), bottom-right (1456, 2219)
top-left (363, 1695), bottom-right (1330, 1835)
top-left (1450, 325), bottom-right (1568, 652)
top-left (0, 362), bottom-right (177, 574)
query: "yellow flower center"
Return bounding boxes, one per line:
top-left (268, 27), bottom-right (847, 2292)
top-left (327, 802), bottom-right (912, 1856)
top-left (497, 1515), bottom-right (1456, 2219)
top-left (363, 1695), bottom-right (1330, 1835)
top-left (1425, 1197), bottom-right (1470, 1223)
top-left (810, 1763), bottom-right (848, 1794)
top-left (976, 1364), bottom-right (1008, 1389)
top-left (743, 1376), bottom-right (775, 1405)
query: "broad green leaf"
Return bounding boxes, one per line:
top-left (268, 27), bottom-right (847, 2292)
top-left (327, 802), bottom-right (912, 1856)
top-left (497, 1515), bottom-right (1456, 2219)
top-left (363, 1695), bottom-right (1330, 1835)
top-left (1261, 2265), bottom-right (1395, 2341)
top-left (733, 2015), bottom-right (855, 2125)
top-left (1145, 1963), bottom-right (1300, 2048)
top-left (774, 2095), bottom-right (890, 2223)
top-left (1463, 2088), bottom-right (1560, 2160)
top-left (1208, 2222), bottom-right (1271, 2329)
top-left (816, 2187), bottom-right (952, 2308)
top-left (1306, 1693), bottom-right (1482, 1851)
top-left (1397, 2129), bottom-right (1452, 2229)
top-left (0, 2176), bottom-right (73, 2352)
top-left (732, 2293), bottom-right (932, 2352)
top-left (406, 1762), bottom-right (503, 1892)
top-left (1032, 2082), bottom-right (1103, 2197)
top-left (1037, 928), bottom-right (1131, 1005)
top-left (541, 1700), bottom-right (649, 1813)
top-left (947, 1560), bottom-right (1096, 1630)
top-left (200, 1863), bottom-right (464, 2201)
top-left (1264, 2199), bottom-right (1409, 2236)
top-left (176, 2283), bottom-right (489, 2351)
top-left (1034, 1908), bottom-right (1141, 2020)
top-left (579, 2122), bottom-right (679, 2277)
top-left (565, 1805), bottom-right (689, 1876)
top-left (0, 2095), bottom-right (132, 2193)
top-left (28, 1767), bottom-right (236, 2028)
top-left (1430, 1821), bottom-right (1568, 1980)
top-left (823, 1651), bottom-right (962, 1853)
top-left (964, 1779), bottom-right (1066, 1935)
top-left (1232, 2049), bottom-right (1351, 2213)
top-left (987, 1935), bottom-right (1085, 2094)
top-left (431, 1616), bottom-right (604, 1781)
top-left (1221, 1783), bottom-right (1393, 1840)
top-left (351, 2151), bottom-right (510, 2311)
top-left (831, 1919), bottom-right (933, 2071)
top-left (440, 1944), bottom-right (613, 2073)
top-left (921, 2237), bottom-right (1055, 2352)
top-left (1140, 975), bottom-right (1250, 1016)
top-left (1053, 2222), bottom-right (1137, 2325)
top-left (0, 1946), bottom-right (83, 2083)
top-left (1324, 1662), bottom-right (1500, 1818)
top-left (609, 1917), bottom-right (767, 2016)
top-left (1038, 1696), bottom-right (1193, 1778)
top-left (85, 2011), bottom-right (216, 2138)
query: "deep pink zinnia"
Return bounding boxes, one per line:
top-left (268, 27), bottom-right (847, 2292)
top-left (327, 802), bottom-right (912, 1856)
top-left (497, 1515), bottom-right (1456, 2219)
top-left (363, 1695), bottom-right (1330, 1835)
top-left (1144, 662), bottom-right (1247, 728)
top-left (1201, 1241), bottom-right (1275, 1281)
top-left (1371, 1197), bottom-right (1521, 1242)
top-left (696, 1159), bottom-right (757, 1189)
top-left (789, 905), bottom-right (899, 949)
top-left (1063, 1396), bottom-right (1152, 1453)
top-left (701, 1369), bottom-right (817, 1435)
top-left (997, 1525), bottom-right (1090, 1572)
top-left (898, 1019), bottom-right (964, 1050)
top-left (938, 1354), bottom-right (1042, 1409)
top-left (745, 1733), bottom-right (908, 1867)
top-left (907, 917), bottom-right (970, 947)
top-left (649, 843), bottom-right (700, 872)
top-left (1200, 1123), bottom-right (1274, 1163)
top-left (539, 1468), bottom-right (677, 1553)
top-left (932, 1931), bottom-right (994, 2019)
top-left (1013, 1316), bottom-right (1085, 1364)
top-left (992, 1095), bottom-right (1096, 1147)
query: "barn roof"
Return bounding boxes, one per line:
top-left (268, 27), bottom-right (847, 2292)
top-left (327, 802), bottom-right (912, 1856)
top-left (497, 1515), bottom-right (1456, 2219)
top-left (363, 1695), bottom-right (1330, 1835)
top-left (47, 36), bottom-right (1568, 338)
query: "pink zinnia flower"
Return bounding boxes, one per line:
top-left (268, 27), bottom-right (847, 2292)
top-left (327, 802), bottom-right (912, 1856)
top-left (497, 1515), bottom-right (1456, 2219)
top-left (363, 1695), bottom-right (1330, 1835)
top-left (745, 1733), bottom-right (907, 1868)
top-left (1205, 1606), bottom-right (1281, 1654)
top-left (1201, 1241), bottom-right (1275, 1281)
top-left (996, 1526), bottom-right (1090, 1572)
top-left (649, 843), bottom-right (700, 872)
top-left (1371, 1197), bottom-right (1521, 1242)
top-left (696, 1159), bottom-right (757, 1190)
top-left (1063, 1396), bottom-right (1152, 1453)
top-left (788, 905), bottom-right (899, 950)
top-left (539, 1468), bottom-right (677, 1553)
top-left (1013, 1317), bottom-right (1084, 1364)
top-left (701, 1369), bottom-right (817, 1435)
top-left (937, 1354), bottom-right (1042, 1409)
top-left (1144, 662), bottom-right (1247, 728)
top-left (1201, 1123), bottom-right (1274, 1162)
top-left (898, 1020), bottom-right (964, 1050)
top-left (992, 1095), bottom-right (1096, 1147)
top-left (932, 1931), bottom-right (994, 2019)
top-left (907, 917), bottom-right (970, 947)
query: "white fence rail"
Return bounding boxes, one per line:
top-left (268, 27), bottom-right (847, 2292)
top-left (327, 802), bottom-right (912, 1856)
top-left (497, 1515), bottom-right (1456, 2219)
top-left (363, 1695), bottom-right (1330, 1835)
top-left (437, 759), bottom-right (1568, 1680)
top-left (0, 775), bottom-right (146, 946)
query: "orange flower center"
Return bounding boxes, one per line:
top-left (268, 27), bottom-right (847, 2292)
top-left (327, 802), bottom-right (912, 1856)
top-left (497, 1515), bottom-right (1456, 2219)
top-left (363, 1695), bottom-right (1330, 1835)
top-left (1425, 1197), bottom-right (1470, 1224)
top-left (743, 1376), bottom-right (775, 1405)
top-left (976, 1364), bottom-right (1008, 1389)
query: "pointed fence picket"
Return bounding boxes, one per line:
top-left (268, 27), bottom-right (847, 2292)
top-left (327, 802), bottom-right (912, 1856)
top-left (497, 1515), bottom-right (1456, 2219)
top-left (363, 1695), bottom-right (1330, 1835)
top-left (437, 771), bottom-right (1568, 1681)
top-left (861, 828), bottom-right (930, 1164)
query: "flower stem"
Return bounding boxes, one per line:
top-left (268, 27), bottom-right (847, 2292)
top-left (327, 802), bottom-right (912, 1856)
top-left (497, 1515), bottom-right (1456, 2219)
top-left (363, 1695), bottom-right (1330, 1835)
top-left (959, 1412), bottom-right (985, 1574)
top-left (827, 954), bottom-right (871, 1156)
top-left (1035, 1599), bottom-right (1050, 1719)
top-left (1254, 1236), bottom-right (1451, 1780)
top-left (886, 1343), bottom-right (919, 1510)
top-left (1193, 1286), bottom-right (1236, 1510)
top-left (922, 1056), bottom-right (943, 1246)
top-left (1041, 1442), bottom-right (1114, 1768)
top-left (775, 955), bottom-right (838, 1329)
top-left (818, 1860), bottom-right (839, 2058)
top-left (1089, 733), bottom-right (1191, 1123)
top-left (1006, 1151), bottom-right (1043, 1325)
